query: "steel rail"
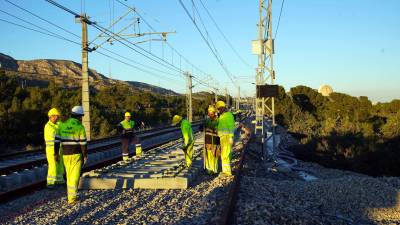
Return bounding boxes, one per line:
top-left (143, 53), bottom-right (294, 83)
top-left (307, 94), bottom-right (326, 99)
top-left (0, 122), bottom-right (203, 203)
top-left (0, 121), bottom-right (202, 175)
top-left (218, 116), bottom-right (252, 225)
top-left (0, 121), bottom-right (202, 160)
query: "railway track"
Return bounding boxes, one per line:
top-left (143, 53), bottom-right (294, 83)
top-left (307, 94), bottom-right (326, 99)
top-left (0, 122), bottom-right (202, 176)
top-left (0, 113), bottom-right (254, 224)
top-left (0, 121), bottom-right (202, 202)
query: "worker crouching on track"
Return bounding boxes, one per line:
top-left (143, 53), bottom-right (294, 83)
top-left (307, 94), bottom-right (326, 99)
top-left (117, 112), bottom-right (142, 161)
top-left (172, 115), bottom-right (194, 168)
top-left (44, 108), bottom-right (65, 188)
top-left (204, 105), bottom-right (220, 175)
top-left (216, 101), bottom-right (235, 176)
top-left (55, 106), bottom-right (87, 204)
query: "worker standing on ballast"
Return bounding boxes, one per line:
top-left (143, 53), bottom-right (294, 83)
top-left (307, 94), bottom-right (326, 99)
top-left (55, 106), bottom-right (87, 204)
top-left (204, 105), bottom-right (220, 175)
top-left (172, 115), bottom-right (194, 168)
top-left (44, 108), bottom-right (65, 188)
top-left (117, 112), bottom-right (142, 161)
top-left (215, 101), bottom-right (235, 176)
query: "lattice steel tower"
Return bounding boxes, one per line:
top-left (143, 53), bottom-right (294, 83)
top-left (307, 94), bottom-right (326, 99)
top-left (253, 0), bottom-right (276, 143)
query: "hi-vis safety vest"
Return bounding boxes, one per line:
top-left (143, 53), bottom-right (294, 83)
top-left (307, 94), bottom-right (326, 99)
top-left (217, 111), bottom-right (235, 137)
top-left (181, 119), bottom-right (193, 146)
top-left (119, 120), bottom-right (135, 138)
top-left (44, 121), bottom-right (61, 150)
top-left (205, 118), bottom-right (220, 145)
top-left (56, 118), bottom-right (87, 155)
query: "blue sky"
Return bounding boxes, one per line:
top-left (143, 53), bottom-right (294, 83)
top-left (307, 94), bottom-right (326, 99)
top-left (0, 0), bottom-right (399, 102)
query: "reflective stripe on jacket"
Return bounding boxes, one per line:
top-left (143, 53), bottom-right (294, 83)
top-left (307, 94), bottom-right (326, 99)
top-left (56, 118), bottom-right (87, 155)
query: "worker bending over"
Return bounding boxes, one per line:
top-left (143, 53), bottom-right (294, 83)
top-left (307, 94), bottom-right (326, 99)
top-left (172, 115), bottom-right (194, 168)
top-left (117, 112), bottom-right (142, 161)
top-left (55, 106), bottom-right (87, 204)
top-left (204, 105), bottom-right (220, 174)
top-left (44, 108), bottom-right (65, 187)
top-left (216, 101), bottom-right (235, 176)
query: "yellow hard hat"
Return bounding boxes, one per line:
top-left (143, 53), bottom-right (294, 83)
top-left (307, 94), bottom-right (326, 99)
top-left (172, 115), bottom-right (182, 126)
top-left (48, 108), bottom-right (60, 117)
top-left (208, 105), bottom-right (217, 113)
top-left (215, 101), bottom-right (226, 109)
top-left (125, 112), bottom-right (131, 117)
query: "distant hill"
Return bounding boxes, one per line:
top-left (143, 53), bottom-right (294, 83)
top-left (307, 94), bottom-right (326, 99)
top-left (0, 53), bottom-right (179, 96)
top-left (192, 91), bottom-right (214, 100)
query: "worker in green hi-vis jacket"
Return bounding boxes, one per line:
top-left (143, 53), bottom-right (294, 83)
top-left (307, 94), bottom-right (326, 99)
top-left (172, 115), bottom-right (194, 168)
top-left (215, 101), bottom-right (235, 176)
top-left (204, 105), bottom-right (220, 174)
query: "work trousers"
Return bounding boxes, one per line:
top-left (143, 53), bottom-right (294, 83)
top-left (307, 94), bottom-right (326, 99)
top-left (185, 142), bottom-right (195, 168)
top-left (204, 144), bottom-right (220, 174)
top-left (220, 135), bottom-right (233, 175)
top-left (63, 153), bottom-right (82, 204)
top-left (45, 147), bottom-right (65, 186)
top-left (121, 137), bottom-right (142, 160)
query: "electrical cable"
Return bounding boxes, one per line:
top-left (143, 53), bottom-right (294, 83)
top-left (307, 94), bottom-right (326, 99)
top-left (115, 0), bottom-right (217, 88)
top-left (198, 0), bottom-right (253, 70)
top-left (0, 17), bottom-right (80, 45)
top-left (4, 0), bottom-right (80, 39)
top-left (178, 0), bottom-right (237, 87)
top-left (275, 0), bottom-right (285, 39)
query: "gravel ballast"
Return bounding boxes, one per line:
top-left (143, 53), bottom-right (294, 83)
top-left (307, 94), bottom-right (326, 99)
top-left (4, 128), bottom-right (399, 225)
top-left (0, 134), bottom-right (247, 225)
top-left (234, 136), bottom-right (400, 225)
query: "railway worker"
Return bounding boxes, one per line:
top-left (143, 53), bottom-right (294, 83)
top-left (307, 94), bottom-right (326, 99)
top-left (117, 112), bottom-right (142, 161)
top-left (172, 115), bottom-right (194, 168)
top-left (44, 108), bottom-right (65, 188)
top-left (204, 105), bottom-right (220, 174)
top-left (215, 101), bottom-right (235, 176)
top-left (55, 106), bottom-right (87, 204)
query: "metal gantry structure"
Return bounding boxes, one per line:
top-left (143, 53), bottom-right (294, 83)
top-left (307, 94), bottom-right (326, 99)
top-left (9, 0), bottom-right (240, 139)
top-left (253, 0), bottom-right (276, 156)
top-left (71, 7), bottom-right (187, 139)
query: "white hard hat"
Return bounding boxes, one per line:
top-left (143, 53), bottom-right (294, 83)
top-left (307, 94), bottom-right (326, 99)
top-left (71, 106), bottom-right (84, 116)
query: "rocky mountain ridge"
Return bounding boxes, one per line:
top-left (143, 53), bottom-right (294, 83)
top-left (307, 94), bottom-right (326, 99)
top-left (0, 53), bottom-right (179, 95)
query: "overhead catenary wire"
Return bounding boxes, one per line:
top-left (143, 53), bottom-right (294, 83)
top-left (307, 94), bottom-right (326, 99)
top-left (91, 28), bottom-right (188, 78)
top-left (114, 0), bottom-right (217, 89)
top-left (43, 0), bottom-right (216, 90)
top-left (95, 49), bottom-right (184, 85)
top-left (116, 0), bottom-right (219, 88)
top-left (0, 6), bottom-right (184, 88)
top-left (275, 0), bottom-right (285, 39)
top-left (0, 8), bottom-right (81, 45)
top-left (198, 0), bottom-right (253, 70)
top-left (89, 22), bottom-right (186, 77)
top-left (99, 46), bottom-right (184, 79)
top-left (178, 0), bottom-right (238, 88)
top-left (0, 17), bottom-right (81, 46)
top-left (4, 0), bottom-right (80, 39)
